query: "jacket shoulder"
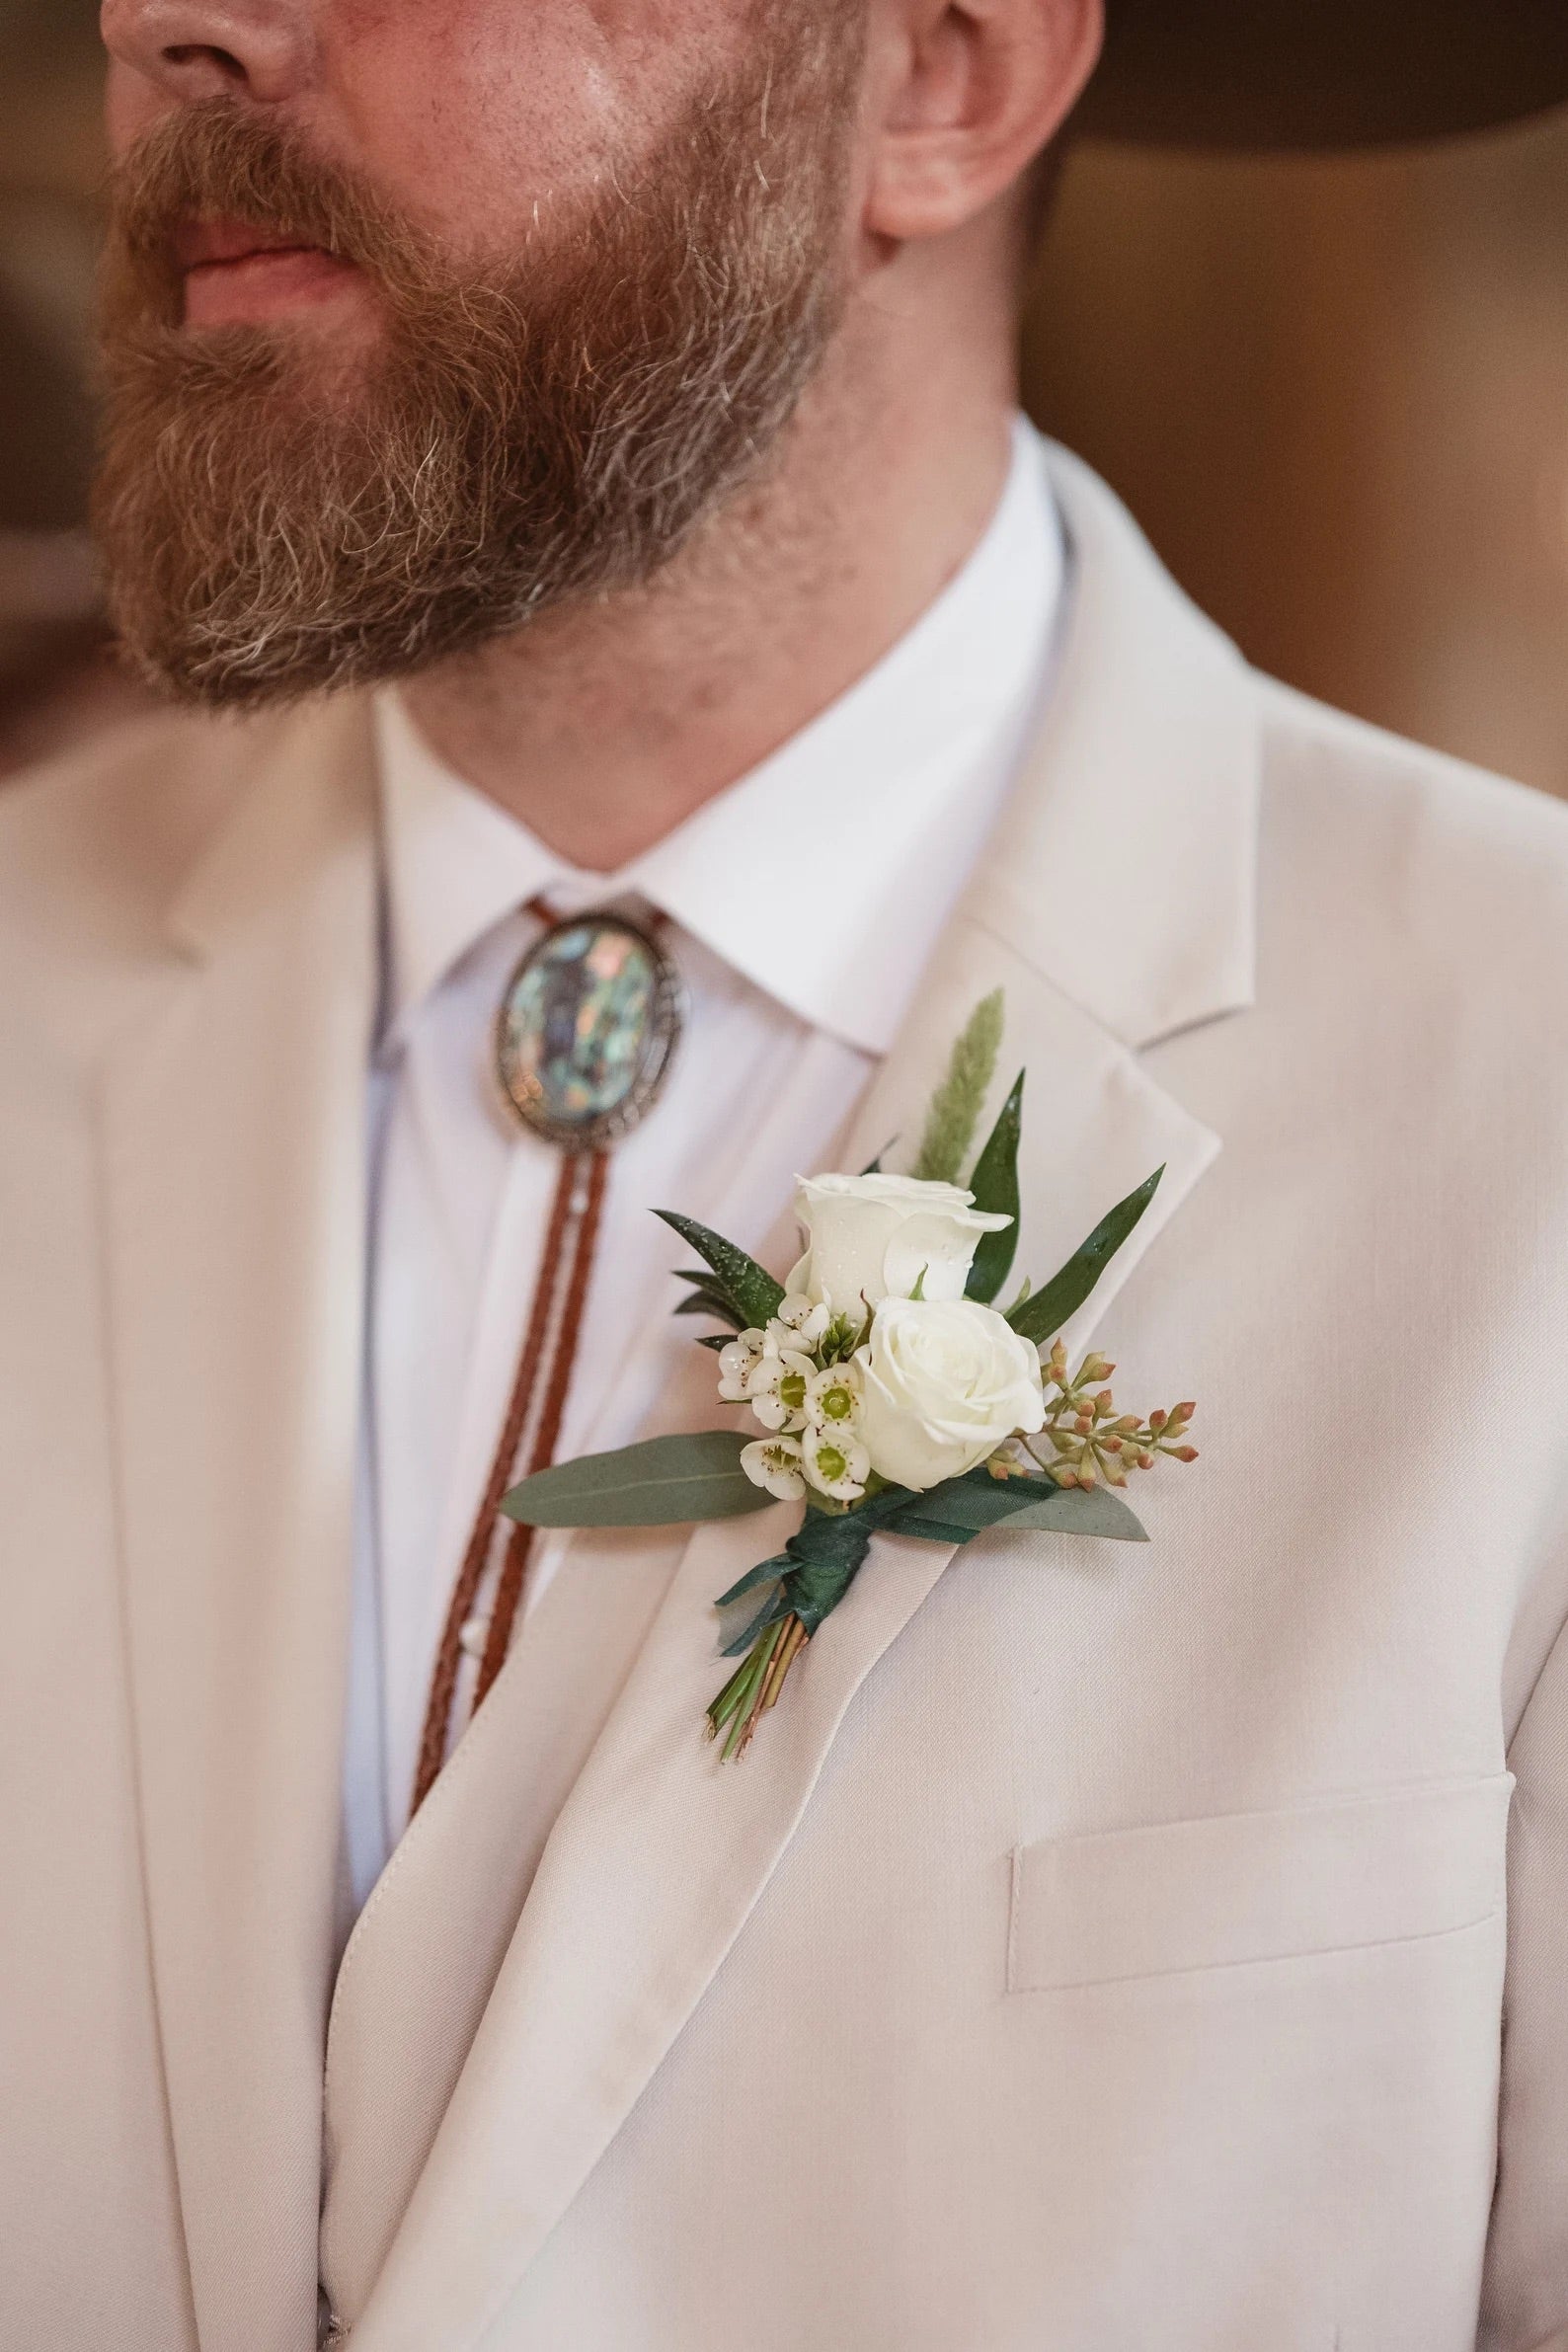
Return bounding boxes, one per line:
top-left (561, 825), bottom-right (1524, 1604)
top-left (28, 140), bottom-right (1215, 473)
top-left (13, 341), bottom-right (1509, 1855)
top-left (0, 707), bottom-right (259, 965)
top-left (1253, 673), bottom-right (1568, 967)
top-left (0, 695), bottom-right (376, 967)
top-left (1256, 672), bottom-right (1568, 881)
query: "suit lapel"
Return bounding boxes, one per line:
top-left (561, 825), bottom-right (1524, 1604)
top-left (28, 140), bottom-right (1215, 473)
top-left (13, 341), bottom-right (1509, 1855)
top-left (345, 1498), bottom-right (960, 2352)
top-left (835, 916), bottom-right (1223, 1362)
top-left (101, 699), bottom-right (379, 2352)
top-left (344, 441), bottom-right (1263, 2350)
top-left (344, 962), bottom-right (1227, 2352)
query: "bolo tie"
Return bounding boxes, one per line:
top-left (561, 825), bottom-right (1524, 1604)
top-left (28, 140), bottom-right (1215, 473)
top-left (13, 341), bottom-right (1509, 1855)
top-left (409, 896), bottom-right (684, 1817)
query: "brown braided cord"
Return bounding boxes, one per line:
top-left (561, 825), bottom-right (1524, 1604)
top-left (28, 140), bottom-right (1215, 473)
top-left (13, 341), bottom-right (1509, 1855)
top-left (409, 1147), bottom-right (579, 1817)
top-left (474, 1145), bottom-right (609, 1707)
top-left (409, 900), bottom-right (668, 1816)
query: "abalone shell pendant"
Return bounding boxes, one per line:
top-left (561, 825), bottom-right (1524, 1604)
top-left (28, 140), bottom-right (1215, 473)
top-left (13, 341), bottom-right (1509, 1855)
top-left (494, 911), bottom-right (684, 1151)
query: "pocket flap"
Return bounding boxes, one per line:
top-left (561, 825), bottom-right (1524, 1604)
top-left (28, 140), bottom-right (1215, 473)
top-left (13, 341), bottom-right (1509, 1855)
top-left (1008, 1774), bottom-right (1513, 1992)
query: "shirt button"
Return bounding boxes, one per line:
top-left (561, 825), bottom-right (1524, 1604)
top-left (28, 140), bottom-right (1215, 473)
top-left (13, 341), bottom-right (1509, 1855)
top-left (458, 1615), bottom-right (490, 1659)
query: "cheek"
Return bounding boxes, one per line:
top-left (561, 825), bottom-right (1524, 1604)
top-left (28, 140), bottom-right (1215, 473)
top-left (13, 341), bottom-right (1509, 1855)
top-left (105, 61), bottom-right (166, 161)
top-left (320, 0), bottom-right (743, 249)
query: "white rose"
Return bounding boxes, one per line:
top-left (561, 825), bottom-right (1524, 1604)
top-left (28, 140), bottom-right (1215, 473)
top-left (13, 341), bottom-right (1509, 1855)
top-left (855, 1296), bottom-right (1046, 1492)
top-left (790, 1172), bottom-right (1013, 1318)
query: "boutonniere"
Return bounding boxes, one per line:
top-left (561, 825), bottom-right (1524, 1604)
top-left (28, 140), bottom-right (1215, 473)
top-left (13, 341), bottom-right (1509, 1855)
top-left (504, 993), bottom-right (1199, 1757)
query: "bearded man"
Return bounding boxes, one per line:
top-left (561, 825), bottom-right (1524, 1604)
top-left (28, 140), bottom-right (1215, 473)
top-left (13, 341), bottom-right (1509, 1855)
top-left (7, 1), bottom-right (1568, 2346)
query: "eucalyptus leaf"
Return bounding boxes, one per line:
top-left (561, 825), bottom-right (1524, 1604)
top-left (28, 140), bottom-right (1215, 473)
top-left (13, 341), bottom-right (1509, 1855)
top-left (884, 1466), bottom-right (1057, 1538)
top-left (1001, 1485), bottom-right (1148, 1541)
top-left (889, 1470), bottom-right (1147, 1545)
top-left (656, 1210), bottom-right (785, 1334)
top-left (965, 1069), bottom-right (1024, 1303)
top-left (502, 1430), bottom-right (773, 1529)
top-left (1007, 1167), bottom-right (1164, 1347)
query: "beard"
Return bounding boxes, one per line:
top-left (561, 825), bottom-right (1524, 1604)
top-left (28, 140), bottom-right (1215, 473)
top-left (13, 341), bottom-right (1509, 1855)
top-left (93, 23), bottom-right (860, 710)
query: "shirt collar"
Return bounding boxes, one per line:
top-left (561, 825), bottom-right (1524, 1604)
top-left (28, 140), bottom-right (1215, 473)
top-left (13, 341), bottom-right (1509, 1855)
top-left (375, 415), bottom-right (1065, 1057)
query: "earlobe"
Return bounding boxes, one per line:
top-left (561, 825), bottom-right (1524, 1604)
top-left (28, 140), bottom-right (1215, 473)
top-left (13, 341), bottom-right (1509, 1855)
top-left (863, 0), bottom-right (1102, 246)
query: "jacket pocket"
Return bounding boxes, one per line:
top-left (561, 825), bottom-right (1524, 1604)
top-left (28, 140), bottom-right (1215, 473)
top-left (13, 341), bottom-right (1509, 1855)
top-left (1007, 1773), bottom-right (1513, 1993)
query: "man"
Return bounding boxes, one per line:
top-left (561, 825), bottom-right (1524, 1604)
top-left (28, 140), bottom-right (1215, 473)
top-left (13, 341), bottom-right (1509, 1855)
top-left (6, 0), bottom-right (1568, 2345)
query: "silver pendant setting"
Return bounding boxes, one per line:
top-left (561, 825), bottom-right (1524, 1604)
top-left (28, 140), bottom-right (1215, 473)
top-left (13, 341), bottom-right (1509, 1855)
top-left (494, 910), bottom-right (684, 1151)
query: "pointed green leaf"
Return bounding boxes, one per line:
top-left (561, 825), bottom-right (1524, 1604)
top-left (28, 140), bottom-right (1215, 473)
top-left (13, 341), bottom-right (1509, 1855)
top-left (674, 1266), bottom-right (733, 1295)
top-left (965, 1069), bottom-right (1024, 1303)
top-left (912, 990), bottom-right (1005, 1184)
top-left (887, 1470), bottom-right (1147, 1545)
top-left (1007, 1167), bottom-right (1164, 1347)
top-left (656, 1211), bottom-right (784, 1333)
top-left (501, 1431), bottom-right (774, 1529)
top-left (673, 1289), bottom-right (745, 1329)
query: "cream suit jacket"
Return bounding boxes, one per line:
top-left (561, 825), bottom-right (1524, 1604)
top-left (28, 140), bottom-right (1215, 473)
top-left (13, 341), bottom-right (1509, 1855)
top-left (6, 447), bottom-right (1568, 2352)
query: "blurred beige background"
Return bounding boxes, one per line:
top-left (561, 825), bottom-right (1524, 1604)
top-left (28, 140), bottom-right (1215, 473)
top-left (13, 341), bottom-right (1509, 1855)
top-left (1027, 116), bottom-right (1568, 799)
top-left (3, 4), bottom-right (1568, 799)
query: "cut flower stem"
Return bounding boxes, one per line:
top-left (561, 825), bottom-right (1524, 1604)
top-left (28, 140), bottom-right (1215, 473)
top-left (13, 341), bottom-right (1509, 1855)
top-left (707, 1612), bottom-right (810, 1760)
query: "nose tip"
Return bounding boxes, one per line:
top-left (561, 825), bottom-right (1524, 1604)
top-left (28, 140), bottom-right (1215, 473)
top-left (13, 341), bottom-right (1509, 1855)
top-left (100, 3), bottom-right (311, 105)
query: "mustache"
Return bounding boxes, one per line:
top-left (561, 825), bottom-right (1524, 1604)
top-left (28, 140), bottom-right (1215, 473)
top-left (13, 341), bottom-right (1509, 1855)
top-left (105, 103), bottom-right (425, 321)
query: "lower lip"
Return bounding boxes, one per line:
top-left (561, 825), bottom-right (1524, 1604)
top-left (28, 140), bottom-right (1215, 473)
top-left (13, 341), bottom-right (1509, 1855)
top-left (182, 246), bottom-right (363, 329)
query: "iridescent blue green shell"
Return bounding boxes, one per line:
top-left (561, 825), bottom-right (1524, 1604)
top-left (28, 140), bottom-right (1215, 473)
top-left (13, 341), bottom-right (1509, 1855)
top-left (495, 915), bottom-right (682, 1150)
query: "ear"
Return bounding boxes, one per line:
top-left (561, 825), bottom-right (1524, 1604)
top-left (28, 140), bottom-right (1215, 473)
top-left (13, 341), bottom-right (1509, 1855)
top-left (863, 0), bottom-right (1103, 244)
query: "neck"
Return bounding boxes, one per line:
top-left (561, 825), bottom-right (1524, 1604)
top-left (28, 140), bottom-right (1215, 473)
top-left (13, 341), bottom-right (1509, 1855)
top-left (400, 241), bottom-right (1020, 871)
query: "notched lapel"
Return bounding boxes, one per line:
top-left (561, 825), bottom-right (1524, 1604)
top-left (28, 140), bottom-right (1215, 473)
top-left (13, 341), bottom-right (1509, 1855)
top-left (346, 443), bottom-right (1260, 2347)
top-left (346, 1510), bottom-right (957, 2352)
top-left (347, 924), bottom-right (1225, 2352)
top-left (838, 912), bottom-right (1224, 1365)
top-left (101, 701), bottom-right (378, 2352)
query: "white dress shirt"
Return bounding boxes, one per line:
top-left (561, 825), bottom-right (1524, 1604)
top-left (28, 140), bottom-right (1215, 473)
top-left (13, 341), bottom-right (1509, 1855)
top-left (345, 416), bottom-right (1068, 1911)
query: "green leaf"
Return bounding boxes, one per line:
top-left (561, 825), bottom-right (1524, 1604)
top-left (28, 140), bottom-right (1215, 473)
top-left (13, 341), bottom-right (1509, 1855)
top-left (673, 1288), bottom-right (745, 1330)
top-left (1007, 1168), bottom-right (1164, 1347)
top-left (674, 1266), bottom-right (734, 1296)
top-left (884, 1466), bottom-right (1053, 1537)
top-left (501, 1431), bottom-right (775, 1529)
top-left (656, 1211), bottom-right (785, 1333)
top-left (912, 990), bottom-right (1005, 1185)
top-left (965, 1069), bottom-right (1023, 1303)
top-left (1001, 1485), bottom-right (1148, 1541)
top-left (887, 1468), bottom-right (1147, 1545)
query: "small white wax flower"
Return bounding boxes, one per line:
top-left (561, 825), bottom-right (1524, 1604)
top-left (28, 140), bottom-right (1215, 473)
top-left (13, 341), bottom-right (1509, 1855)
top-left (804, 1360), bottom-right (863, 1432)
top-left (856, 1296), bottom-right (1046, 1491)
top-left (789, 1171), bottom-right (1013, 1316)
top-left (776, 1293), bottom-right (831, 1346)
top-left (745, 1339), bottom-right (817, 1433)
top-left (800, 1427), bottom-right (871, 1505)
top-left (717, 1330), bottom-right (766, 1404)
top-left (742, 1437), bottom-right (807, 1502)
